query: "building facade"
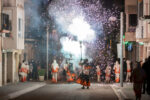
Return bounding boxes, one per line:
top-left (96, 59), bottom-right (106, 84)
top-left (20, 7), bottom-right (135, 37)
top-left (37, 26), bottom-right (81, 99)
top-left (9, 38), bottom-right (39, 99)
top-left (2, 0), bottom-right (24, 85)
top-left (124, 0), bottom-right (150, 62)
top-left (0, 0), bottom-right (2, 87)
top-left (136, 0), bottom-right (150, 61)
top-left (124, 0), bottom-right (137, 64)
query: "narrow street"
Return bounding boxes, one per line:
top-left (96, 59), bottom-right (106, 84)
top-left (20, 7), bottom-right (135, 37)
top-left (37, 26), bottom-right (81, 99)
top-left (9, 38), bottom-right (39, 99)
top-left (1, 0), bottom-right (150, 100)
top-left (11, 84), bottom-right (118, 100)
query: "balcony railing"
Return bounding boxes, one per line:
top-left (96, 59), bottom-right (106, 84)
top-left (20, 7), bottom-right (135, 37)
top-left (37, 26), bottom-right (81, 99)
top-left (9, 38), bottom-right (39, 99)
top-left (125, 32), bottom-right (136, 41)
top-left (141, 15), bottom-right (150, 21)
top-left (128, 26), bottom-right (136, 32)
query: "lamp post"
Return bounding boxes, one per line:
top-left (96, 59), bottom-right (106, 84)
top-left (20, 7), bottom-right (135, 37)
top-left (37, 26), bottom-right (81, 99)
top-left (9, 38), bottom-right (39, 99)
top-left (120, 12), bottom-right (124, 87)
top-left (79, 41), bottom-right (82, 61)
top-left (109, 12), bottom-right (124, 87)
top-left (46, 25), bottom-right (49, 80)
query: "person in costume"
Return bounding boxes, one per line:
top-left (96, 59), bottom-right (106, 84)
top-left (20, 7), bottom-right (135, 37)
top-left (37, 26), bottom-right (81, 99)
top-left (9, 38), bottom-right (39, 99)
top-left (51, 59), bottom-right (59, 83)
top-left (96, 65), bottom-right (101, 82)
top-left (113, 60), bottom-right (120, 83)
top-left (76, 59), bottom-right (91, 89)
top-left (66, 62), bottom-right (77, 82)
top-left (132, 62), bottom-right (146, 100)
top-left (19, 61), bottom-right (29, 82)
top-left (126, 60), bottom-right (131, 82)
top-left (105, 65), bottom-right (111, 83)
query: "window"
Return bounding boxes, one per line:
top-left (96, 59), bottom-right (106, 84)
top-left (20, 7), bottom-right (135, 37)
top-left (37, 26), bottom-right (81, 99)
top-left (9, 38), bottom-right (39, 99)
top-left (2, 13), bottom-right (9, 30)
top-left (18, 18), bottom-right (22, 38)
top-left (139, 1), bottom-right (143, 17)
top-left (147, 47), bottom-right (150, 57)
top-left (18, 18), bottom-right (21, 31)
top-left (141, 26), bottom-right (144, 38)
top-left (129, 14), bottom-right (137, 26)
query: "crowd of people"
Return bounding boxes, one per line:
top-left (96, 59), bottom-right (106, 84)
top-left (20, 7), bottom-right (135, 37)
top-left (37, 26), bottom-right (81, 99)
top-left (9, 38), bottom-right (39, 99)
top-left (18, 56), bottom-right (150, 99)
top-left (18, 60), bottom-right (43, 82)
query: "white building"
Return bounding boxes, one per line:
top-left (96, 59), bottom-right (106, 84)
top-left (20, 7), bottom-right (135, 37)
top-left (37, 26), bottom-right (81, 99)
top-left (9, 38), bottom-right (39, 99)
top-left (136, 0), bottom-right (150, 61)
top-left (2, 0), bottom-right (25, 84)
top-left (124, 0), bottom-right (137, 63)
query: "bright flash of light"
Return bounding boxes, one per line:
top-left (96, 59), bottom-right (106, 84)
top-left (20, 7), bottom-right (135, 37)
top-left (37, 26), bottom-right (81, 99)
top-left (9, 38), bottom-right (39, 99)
top-left (68, 16), bottom-right (95, 41)
top-left (60, 37), bottom-right (85, 58)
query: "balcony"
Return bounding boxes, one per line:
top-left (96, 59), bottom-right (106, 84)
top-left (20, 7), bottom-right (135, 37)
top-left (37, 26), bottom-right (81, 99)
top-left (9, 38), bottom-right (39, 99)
top-left (136, 38), bottom-right (150, 42)
top-left (141, 15), bottom-right (150, 21)
top-left (125, 32), bottom-right (136, 41)
top-left (135, 21), bottom-right (150, 42)
top-left (136, 22), bottom-right (143, 39)
top-left (128, 26), bottom-right (136, 32)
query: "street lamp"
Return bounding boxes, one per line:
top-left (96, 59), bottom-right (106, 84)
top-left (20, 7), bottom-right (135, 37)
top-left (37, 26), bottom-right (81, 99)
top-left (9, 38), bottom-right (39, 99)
top-left (46, 25), bottom-right (49, 80)
top-left (120, 12), bottom-right (124, 87)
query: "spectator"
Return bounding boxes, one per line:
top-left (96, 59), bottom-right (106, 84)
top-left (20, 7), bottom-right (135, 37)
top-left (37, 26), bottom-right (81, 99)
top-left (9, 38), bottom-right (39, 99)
top-left (142, 59), bottom-right (147, 94)
top-left (123, 58), bottom-right (127, 82)
top-left (28, 63), bottom-right (33, 81)
top-left (143, 56), bottom-right (150, 95)
top-left (131, 62), bottom-right (146, 100)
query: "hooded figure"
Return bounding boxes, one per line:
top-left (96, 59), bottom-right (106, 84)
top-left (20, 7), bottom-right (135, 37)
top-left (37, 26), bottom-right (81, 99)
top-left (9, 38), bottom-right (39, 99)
top-left (105, 65), bottom-right (111, 83)
top-left (51, 60), bottom-right (59, 83)
top-left (126, 60), bottom-right (131, 82)
top-left (76, 59), bottom-right (91, 89)
top-left (96, 65), bottom-right (101, 82)
top-left (113, 61), bottom-right (120, 83)
top-left (19, 61), bottom-right (29, 82)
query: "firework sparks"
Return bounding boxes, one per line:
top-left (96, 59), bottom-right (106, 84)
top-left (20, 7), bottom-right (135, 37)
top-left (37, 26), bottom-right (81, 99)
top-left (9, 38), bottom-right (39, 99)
top-left (47, 0), bottom-right (120, 67)
top-left (68, 16), bottom-right (95, 41)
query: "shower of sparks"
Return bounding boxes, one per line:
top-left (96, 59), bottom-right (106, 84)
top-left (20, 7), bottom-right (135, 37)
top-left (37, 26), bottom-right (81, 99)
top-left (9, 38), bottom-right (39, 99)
top-left (60, 37), bottom-right (85, 58)
top-left (47, 0), bottom-right (120, 68)
top-left (68, 16), bottom-right (95, 41)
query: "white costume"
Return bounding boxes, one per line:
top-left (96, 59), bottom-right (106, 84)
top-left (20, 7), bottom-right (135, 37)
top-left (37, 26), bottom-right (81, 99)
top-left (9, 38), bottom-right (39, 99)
top-left (113, 61), bottom-right (120, 83)
top-left (96, 65), bottom-right (101, 82)
top-left (126, 60), bottom-right (131, 82)
top-left (105, 65), bottom-right (111, 83)
top-left (19, 62), bottom-right (29, 82)
top-left (51, 60), bottom-right (59, 83)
